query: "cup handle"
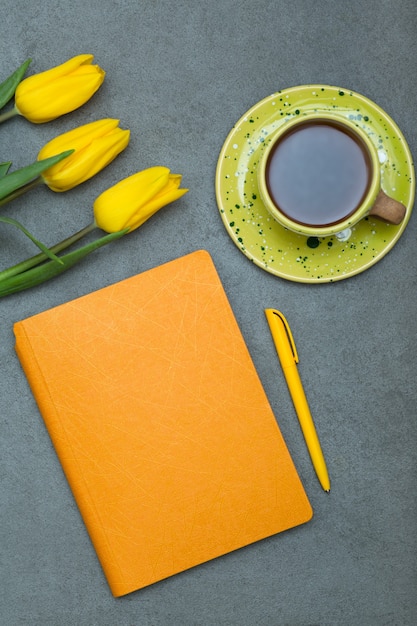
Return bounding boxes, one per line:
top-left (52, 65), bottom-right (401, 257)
top-left (368, 190), bottom-right (407, 225)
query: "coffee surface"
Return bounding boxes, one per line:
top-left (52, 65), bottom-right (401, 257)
top-left (265, 121), bottom-right (371, 226)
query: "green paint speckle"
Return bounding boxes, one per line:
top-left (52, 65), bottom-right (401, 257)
top-left (307, 237), bottom-right (320, 249)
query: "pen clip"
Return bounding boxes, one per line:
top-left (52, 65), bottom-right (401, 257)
top-left (272, 310), bottom-right (299, 363)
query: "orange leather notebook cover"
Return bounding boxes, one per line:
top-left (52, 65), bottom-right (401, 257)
top-left (14, 250), bottom-right (312, 597)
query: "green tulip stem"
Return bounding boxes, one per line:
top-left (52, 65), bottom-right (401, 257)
top-left (0, 215), bottom-right (65, 264)
top-left (0, 221), bottom-right (97, 281)
top-left (0, 176), bottom-right (42, 207)
top-left (0, 227), bottom-right (129, 298)
top-left (0, 106), bottom-right (18, 123)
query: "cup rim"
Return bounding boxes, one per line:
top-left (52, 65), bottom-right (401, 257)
top-left (257, 112), bottom-right (381, 236)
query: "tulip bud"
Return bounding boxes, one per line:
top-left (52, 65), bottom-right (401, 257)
top-left (37, 119), bottom-right (130, 192)
top-left (93, 166), bottom-right (188, 233)
top-left (14, 54), bottom-right (105, 123)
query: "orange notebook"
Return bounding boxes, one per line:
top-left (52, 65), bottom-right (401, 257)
top-left (14, 250), bottom-right (312, 597)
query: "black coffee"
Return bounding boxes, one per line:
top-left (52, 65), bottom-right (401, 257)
top-left (265, 121), bottom-right (372, 226)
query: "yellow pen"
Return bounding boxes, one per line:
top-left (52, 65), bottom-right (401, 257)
top-left (265, 309), bottom-right (331, 492)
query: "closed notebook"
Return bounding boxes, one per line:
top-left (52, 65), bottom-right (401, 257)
top-left (14, 249), bottom-right (312, 597)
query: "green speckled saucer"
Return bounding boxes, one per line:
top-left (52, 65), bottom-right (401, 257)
top-left (215, 85), bottom-right (415, 283)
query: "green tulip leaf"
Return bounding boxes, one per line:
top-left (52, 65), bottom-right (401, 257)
top-left (0, 150), bottom-right (74, 201)
top-left (0, 222), bottom-right (97, 281)
top-left (0, 216), bottom-right (63, 264)
top-left (0, 229), bottom-right (128, 298)
top-left (0, 59), bottom-right (31, 110)
top-left (0, 162), bottom-right (12, 178)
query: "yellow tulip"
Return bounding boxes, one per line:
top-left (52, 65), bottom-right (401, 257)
top-left (93, 166), bottom-right (188, 233)
top-left (37, 119), bottom-right (130, 192)
top-left (14, 54), bottom-right (105, 123)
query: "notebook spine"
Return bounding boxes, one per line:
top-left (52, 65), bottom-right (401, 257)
top-left (13, 322), bottom-right (122, 595)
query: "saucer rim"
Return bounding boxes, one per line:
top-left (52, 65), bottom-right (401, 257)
top-left (215, 84), bottom-right (415, 283)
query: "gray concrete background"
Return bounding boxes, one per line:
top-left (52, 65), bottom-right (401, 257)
top-left (1, 1), bottom-right (416, 624)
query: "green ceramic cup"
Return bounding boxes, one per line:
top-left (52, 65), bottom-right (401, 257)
top-left (257, 113), bottom-right (406, 241)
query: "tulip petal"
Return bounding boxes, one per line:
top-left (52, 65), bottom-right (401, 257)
top-left (42, 130), bottom-right (130, 191)
top-left (18, 73), bottom-right (105, 123)
top-left (93, 167), bottom-right (170, 232)
top-left (38, 119), bottom-right (120, 162)
top-left (15, 54), bottom-right (105, 123)
top-left (128, 186), bottom-right (188, 232)
top-left (38, 120), bottom-right (129, 192)
top-left (93, 167), bottom-right (188, 233)
top-left (16, 54), bottom-right (94, 96)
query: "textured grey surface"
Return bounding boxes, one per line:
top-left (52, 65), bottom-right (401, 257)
top-left (1, 1), bottom-right (416, 625)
